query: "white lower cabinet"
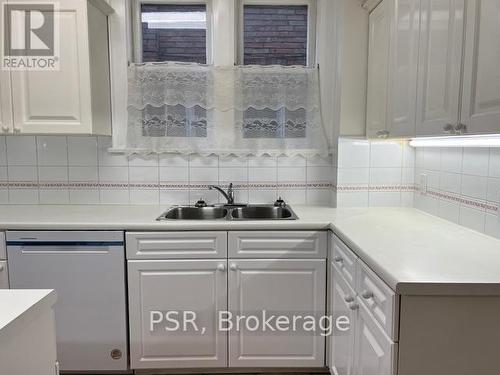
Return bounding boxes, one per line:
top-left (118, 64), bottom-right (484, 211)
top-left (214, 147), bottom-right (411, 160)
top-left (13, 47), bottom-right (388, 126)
top-left (128, 260), bottom-right (228, 369)
top-left (330, 234), bottom-right (398, 375)
top-left (329, 265), bottom-right (356, 375)
top-left (127, 231), bottom-right (328, 370)
top-left (228, 259), bottom-right (326, 367)
top-left (354, 301), bottom-right (397, 375)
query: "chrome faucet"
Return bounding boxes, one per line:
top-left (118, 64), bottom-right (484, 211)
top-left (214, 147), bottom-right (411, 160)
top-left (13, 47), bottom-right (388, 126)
top-left (209, 183), bottom-right (234, 205)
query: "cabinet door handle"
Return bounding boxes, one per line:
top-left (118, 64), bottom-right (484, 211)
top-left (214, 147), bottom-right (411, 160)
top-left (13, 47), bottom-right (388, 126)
top-left (362, 290), bottom-right (374, 299)
top-left (1, 126), bottom-right (9, 133)
top-left (376, 130), bottom-right (390, 139)
top-left (13, 127), bottom-right (21, 134)
top-left (443, 124), bottom-right (454, 134)
top-left (333, 256), bottom-right (343, 264)
top-left (454, 123), bottom-right (467, 135)
top-left (348, 302), bottom-right (359, 311)
top-left (344, 295), bottom-right (355, 303)
top-left (217, 263), bottom-right (226, 272)
top-left (230, 263), bottom-right (238, 271)
top-left (0, 265), bottom-right (4, 272)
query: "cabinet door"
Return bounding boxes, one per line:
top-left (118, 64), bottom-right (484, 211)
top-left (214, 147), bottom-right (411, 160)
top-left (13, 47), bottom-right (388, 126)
top-left (386, 0), bottom-right (420, 137)
top-left (228, 259), bottom-right (326, 367)
top-left (329, 264), bottom-right (356, 375)
top-left (128, 260), bottom-right (228, 369)
top-left (416, 0), bottom-right (465, 136)
top-left (0, 261), bottom-right (8, 289)
top-left (0, 71), bottom-right (13, 134)
top-left (10, 0), bottom-right (92, 134)
top-left (460, 0), bottom-right (500, 134)
top-left (367, 0), bottom-right (393, 137)
top-left (354, 301), bottom-right (397, 375)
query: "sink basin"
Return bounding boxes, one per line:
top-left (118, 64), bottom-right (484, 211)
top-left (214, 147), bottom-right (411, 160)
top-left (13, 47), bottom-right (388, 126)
top-left (158, 206), bottom-right (228, 220)
top-left (231, 205), bottom-right (298, 220)
top-left (157, 204), bottom-right (298, 221)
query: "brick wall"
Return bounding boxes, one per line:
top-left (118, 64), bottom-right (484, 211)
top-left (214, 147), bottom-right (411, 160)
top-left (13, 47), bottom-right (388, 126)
top-left (141, 4), bottom-right (207, 64)
top-left (244, 5), bottom-right (308, 66)
top-left (141, 4), bottom-right (308, 66)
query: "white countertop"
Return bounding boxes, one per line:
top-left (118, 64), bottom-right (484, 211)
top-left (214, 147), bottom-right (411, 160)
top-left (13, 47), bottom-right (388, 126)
top-left (0, 205), bottom-right (499, 295)
top-left (0, 289), bottom-right (57, 337)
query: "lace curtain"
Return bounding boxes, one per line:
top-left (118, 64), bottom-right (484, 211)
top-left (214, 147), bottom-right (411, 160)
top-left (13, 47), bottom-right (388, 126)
top-left (125, 62), bottom-right (330, 157)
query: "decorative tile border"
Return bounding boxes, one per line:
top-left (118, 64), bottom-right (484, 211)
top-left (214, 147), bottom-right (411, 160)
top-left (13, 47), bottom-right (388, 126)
top-left (415, 186), bottom-right (499, 214)
top-left (336, 184), bottom-right (416, 192)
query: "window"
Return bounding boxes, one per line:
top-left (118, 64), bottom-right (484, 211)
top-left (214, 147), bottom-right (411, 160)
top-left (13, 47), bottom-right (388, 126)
top-left (240, 1), bottom-right (316, 66)
top-left (134, 2), bottom-right (211, 64)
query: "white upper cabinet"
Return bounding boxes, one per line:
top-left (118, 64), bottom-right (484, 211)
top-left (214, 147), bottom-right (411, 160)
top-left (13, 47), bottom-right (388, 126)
top-left (0, 71), bottom-right (13, 134)
top-left (368, 0), bottom-right (500, 137)
top-left (4, 0), bottom-right (113, 135)
top-left (460, 0), bottom-right (500, 134)
top-left (415, 0), bottom-right (465, 136)
top-left (367, 0), bottom-right (392, 137)
top-left (367, 0), bottom-right (420, 138)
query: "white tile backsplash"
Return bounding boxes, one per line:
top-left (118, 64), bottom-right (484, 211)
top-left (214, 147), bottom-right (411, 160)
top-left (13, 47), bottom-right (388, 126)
top-left (462, 148), bottom-right (489, 176)
top-left (68, 136), bottom-right (98, 166)
top-left (6, 136), bottom-right (37, 165)
top-left (0, 136), bottom-right (336, 206)
top-left (37, 136), bottom-right (68, 166)
top-left (0, 136), bottom-right (6, 165)
top-left (337, 138), bottom-right (413, 208)
top-left (414, 145), bottom-right (500, 238)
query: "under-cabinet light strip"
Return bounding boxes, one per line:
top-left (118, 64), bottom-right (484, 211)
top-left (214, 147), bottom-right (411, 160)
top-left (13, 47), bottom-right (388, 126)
top-left (409, 135), bottom-right (500, 148)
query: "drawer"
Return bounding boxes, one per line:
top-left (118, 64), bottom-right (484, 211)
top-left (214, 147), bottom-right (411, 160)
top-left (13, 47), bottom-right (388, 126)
top-left (228, 231), bottom-right (327, 258)
top-left (356, 260), bottom-right (399, 341)
top-left (0, 232), bottom-right (5, 259)
top-left (126, 232), bottom-right (227, 259)
top-left (0, 261), bottom-right (8, 289)
top-left (331, 234), bottom-right (358, 289)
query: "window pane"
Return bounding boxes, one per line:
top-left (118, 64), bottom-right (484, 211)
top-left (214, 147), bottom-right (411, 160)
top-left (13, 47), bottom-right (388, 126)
top-left (244, 5), bottom-right (308, 66)
top-left (141, 4), bottom-right (207, 63)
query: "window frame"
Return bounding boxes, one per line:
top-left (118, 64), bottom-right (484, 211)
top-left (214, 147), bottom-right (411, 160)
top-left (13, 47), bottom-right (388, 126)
top-left (237, 0), bottom-right (317, 67)
top-left (132, 0), bottom-right (214, 64)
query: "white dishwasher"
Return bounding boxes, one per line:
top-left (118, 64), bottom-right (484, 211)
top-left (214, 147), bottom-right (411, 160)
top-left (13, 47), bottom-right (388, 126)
top-left (6, 231), bottom-right (128, 372)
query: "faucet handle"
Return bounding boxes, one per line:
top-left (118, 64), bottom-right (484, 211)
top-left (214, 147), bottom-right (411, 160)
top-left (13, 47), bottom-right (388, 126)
top-left (274, 197), bottom-right (286, 207)
top-left (194, 198), bottom-right (208, 208)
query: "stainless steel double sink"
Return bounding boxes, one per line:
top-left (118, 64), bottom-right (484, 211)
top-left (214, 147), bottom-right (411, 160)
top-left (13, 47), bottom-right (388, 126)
top-left (157, 204), bottom-right (298, 221)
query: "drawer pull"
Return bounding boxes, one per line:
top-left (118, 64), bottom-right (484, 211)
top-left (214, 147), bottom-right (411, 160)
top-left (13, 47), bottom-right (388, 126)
top-left (362, 290), bottom-right (374, 299)
top-left (333, 256), bottom-right (344, 264)
top-left (0, 264), bottom-right (4, 272)
top-left (344, 295), bottom-right (355, 303)
top-left (217, 263), bottom-right (226, 272)
top-left (348, 302), bottom-right (359, 311)
top-left (230, 263), bottom-right (238, 271)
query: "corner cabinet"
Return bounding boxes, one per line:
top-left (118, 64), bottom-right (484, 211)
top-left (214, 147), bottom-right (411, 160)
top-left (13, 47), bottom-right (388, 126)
top-left (2, 0), bottom-right (113, 135)
top-left (329, 234), bottom-right (398, 375)
top-left (367, 0), bottom-right (500, 138)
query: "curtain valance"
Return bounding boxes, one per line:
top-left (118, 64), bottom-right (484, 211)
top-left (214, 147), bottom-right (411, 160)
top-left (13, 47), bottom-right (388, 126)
top-left (124, 62), bottom-right (330, 157)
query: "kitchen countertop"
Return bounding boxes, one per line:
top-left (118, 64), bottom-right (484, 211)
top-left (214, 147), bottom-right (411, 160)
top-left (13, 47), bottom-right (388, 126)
top-left (0, 205), bottom-right (499, 295)
top-left (0, 289), bottom-right (57, 339)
